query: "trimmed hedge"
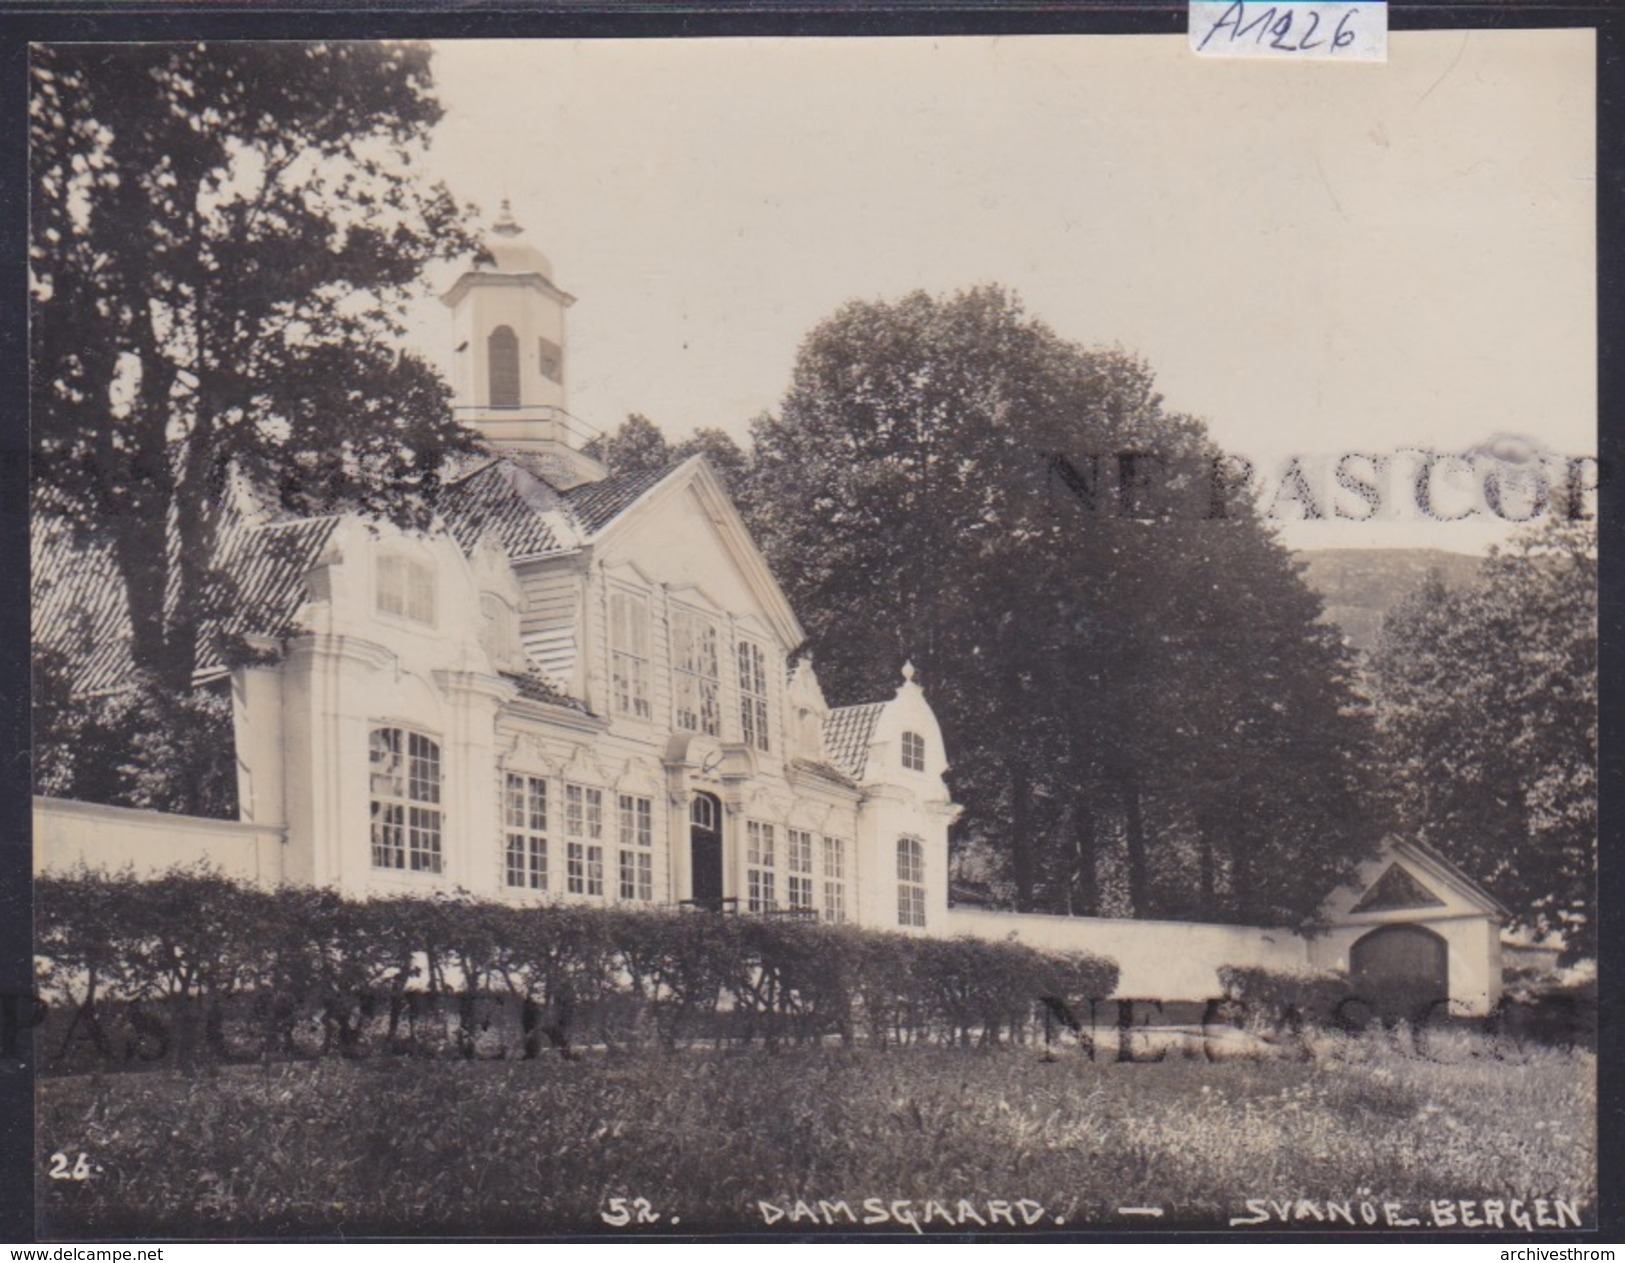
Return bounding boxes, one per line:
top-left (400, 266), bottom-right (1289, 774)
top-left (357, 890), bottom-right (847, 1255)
top-left (35, 868), bottom-right (1118, 1070)
top-left (1215, 963), bottom-right (1349, 1029)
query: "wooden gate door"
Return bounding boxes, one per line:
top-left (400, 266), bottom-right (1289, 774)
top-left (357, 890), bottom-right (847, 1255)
top-left (1350, 923), bottom-right (1449, 1019)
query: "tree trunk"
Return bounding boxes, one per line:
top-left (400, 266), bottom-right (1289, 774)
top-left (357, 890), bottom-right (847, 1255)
top-left (1197, 809), bottom-right (1217, 904)
top-left (1069, 794), bottom-right (1099, 916)
top-left (1010, 759), bottom-right (1036, 911)
top-left (1124, 776), bottom-right (1149, 917)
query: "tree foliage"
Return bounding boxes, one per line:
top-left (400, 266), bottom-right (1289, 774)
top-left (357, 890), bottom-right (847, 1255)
top-left (586, 414), bottom-right (751, 496)
top-left (30, 42), bottom-right (479, 698)
top-left (748, 286), bottom-right (1380, 924)
top-left (1370, 521), bottom-right (1596, 959)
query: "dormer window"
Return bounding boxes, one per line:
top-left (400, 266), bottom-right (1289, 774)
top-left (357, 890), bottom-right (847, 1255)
top-left (480, 592), bottom-right (520, 666)
top-left (901, 730), bottom-right (926, 772)
top-left (377, 556), bottom-right (436, 625)
top-left (488, 325), bottom-right (520, 407)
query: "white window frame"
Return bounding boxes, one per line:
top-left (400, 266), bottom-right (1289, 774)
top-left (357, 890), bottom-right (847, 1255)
top-left (610, 589), bottom-right (653, 720)
top-left (377, 555), bottom-right (436, 626)
top-left (746, 820), bottom-right (776, 913)
top-left (617, 792), bottom-right (655, 902)
top-left (822, 835), bottom-right (847, 924)
top-left (901, 730), bottom-right (926, 773)
top-left (566, 783), bottom-right (605, 897)
top-left (897, 835), bottom-right (926, 927)
top-left (370, 727), bottom-right (443, 874)
top-left (672, 607), bottom-right (721, 736)
top-left (737, 640), bottom-right (771, 753)
top-left (786, 827), bottom-right (814, 911)
top-left (504, 772), bottom-right (548, 891)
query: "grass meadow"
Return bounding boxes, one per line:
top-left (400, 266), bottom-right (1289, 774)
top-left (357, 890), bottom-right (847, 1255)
top-left (37, 1030), bottom-right (1595, 1238)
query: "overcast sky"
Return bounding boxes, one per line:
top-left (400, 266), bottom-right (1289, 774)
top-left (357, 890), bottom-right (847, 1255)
top-left (406, 30), bottom-right (1595, 552)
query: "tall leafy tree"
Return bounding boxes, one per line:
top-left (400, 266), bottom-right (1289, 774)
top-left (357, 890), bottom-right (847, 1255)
top-left (672, 427), bottom-right (750, 497)
top-left (30, 42), bottom-right (478, 697)
top-left (1371, 520), bottom-right (1596, 959)
top-left (586, 415), bottom-right (751, 498)
top-left (583, 413), bottom-right (672, 477)
top-left (750, 286), bottom-right (1379, 923)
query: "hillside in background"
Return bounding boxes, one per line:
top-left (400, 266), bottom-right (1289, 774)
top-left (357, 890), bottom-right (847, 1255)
top-left (1295, 548), bottom-right (1485, 654)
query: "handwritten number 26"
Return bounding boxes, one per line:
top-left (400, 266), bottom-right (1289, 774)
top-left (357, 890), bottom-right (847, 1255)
top-left (47, 1151), bottom-right (91, 1181)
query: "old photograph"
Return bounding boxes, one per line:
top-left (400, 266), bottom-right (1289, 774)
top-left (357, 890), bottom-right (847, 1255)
top-left (25, 24), bottom-right (1600, 1240)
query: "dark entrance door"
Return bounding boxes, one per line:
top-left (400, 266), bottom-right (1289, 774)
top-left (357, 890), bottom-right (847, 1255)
top-left (690, 792), bottom-right (723, 911)
top-left (1350, 923), bottom-right (1449, 1021)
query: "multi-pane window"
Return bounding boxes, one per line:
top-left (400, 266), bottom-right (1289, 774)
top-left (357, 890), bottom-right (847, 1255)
top-left (504, 773), bottom-right (548, 890)
top-left (746, 820), bottom-right (776, 913)
top-left (822, 836), bottom-right (847, 923)
top-left (737, 641), bottom-right (770, 752)
top-left (481, 593), bottom-right (519, 666)
top-left (786, 828), bottom-right (814, 911)
top-left (897, 835), bottom-right (926, 927)
top-left (672, 608), bottom-right (721, 736)
top-left (565, 784), bottom-right (605, 897)
top-left (610, 590), bottom-right (652, 719)
top-left (617, 793), bottom-right (654, 902)
top-left (377, 556), bottom-right (436, 625)
top-left (901, 731), bottom-right (926, 772)
top-left (488, 325), bottom-right (520, 407)
top-left (370, 728), bottom-right (442, 873)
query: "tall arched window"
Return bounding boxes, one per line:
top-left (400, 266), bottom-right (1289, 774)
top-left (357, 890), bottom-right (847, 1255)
top-left (370, 727), bottom-right (443, 873)
top-left (488, 325), bottom-right (520, 407)
top-left (897, 836), bottom-right (926, 927)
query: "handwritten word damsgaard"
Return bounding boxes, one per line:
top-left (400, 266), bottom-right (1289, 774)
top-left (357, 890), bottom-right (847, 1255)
top-left (1229, 1197), bottom-right (1585, 1230)
top-left (757, 1197), bottom-right (1058, 1233)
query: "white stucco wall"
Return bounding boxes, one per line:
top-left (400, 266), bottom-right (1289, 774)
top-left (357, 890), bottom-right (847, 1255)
top-left (947, 906), bottom-right (1310, 1001)
top-left (34, 797), bottom-right (287, 889)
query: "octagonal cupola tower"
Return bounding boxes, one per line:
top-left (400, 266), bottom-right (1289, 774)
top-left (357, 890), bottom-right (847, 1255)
top-left (441, 202), bottom-right (606, 488)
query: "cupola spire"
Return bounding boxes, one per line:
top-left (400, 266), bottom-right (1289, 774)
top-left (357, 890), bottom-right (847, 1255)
top-left (439, 205), bottom-right (605, 488)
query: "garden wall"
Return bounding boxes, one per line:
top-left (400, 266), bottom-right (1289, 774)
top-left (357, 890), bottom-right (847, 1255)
top-left (33, 796), bottom-right (286, 888)
top-left (947, 906), bottom-right (1310, 1001)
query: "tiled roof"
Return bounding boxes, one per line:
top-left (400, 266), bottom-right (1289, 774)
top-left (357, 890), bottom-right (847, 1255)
top-left (822, 702), bottom-right (886, 780)
top-left (214, 518), bottom-right (341, 646)
top-left (442, 460), bottom-right (570, 558)
top-left (33, 516), bottom-right (339, 696)
top-left (561, 462), bottom-right (683, 536)
top-left (32, 532), bottom-right (130, 696)
top-left (443, 458), bottom-right (684, 553)
top-left (499, 669), bottom-right (589, 713)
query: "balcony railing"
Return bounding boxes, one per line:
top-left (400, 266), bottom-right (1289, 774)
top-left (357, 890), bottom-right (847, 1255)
top-left (676, 898), bottom-right (819, 922)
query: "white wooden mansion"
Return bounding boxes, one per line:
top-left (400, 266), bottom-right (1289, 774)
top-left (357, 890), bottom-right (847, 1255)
top-left (33, 209), bottom-right (1511, 1014)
